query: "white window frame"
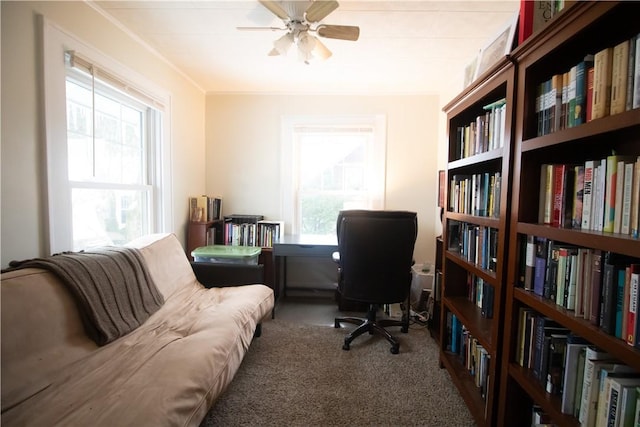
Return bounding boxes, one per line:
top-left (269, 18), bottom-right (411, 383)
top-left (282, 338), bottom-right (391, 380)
top-left (41, 17), bottom-right (173, 254)
top-left (280, 114), bottom-right (387, 236)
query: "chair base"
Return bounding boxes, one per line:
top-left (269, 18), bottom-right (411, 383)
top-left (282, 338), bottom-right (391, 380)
top-left (334, 304), bottom-right (409, 354)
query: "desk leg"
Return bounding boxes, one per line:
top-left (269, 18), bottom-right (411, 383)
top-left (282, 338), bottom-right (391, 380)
top-left (283, 256), bottom-right (288, 298)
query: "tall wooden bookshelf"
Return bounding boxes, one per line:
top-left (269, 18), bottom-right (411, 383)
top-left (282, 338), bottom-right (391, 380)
top-left (497, 2), bottom-right (640, 426)
top-left (440, 56), bottom-right (515, 426)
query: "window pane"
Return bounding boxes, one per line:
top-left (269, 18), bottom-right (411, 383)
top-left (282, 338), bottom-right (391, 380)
top-left (65, 77), bottom-right (145, 185)
top-left (66, 80), bottom-right (94, 181)
top-left (297, 130), bottom-right (373, 237)
top-left (71, 188), bottom-right (149, 250)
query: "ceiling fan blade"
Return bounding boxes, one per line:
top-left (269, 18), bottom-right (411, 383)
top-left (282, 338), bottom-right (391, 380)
top-left (305, 1), bottom-right (339, 23)
top-left (316, 24), bottom-right (359, 41)
top-left (237, 26), bottom-right (286, 31)
top-left (258, 0), bottom-right (289, 20)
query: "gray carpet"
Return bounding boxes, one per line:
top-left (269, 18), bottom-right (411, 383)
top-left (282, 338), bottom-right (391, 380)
top-left (200, 319), bottom-right (476, 426)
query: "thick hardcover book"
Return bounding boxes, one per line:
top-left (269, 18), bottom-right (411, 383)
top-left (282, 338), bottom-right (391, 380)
top-left (577, 346), bottom-right (611, 425)
top-left (604, 155), bottom-right (635, 233)
top-left (631, 158), bottom-right (640, 238)
top-left (628, 264), bottom-right (640, 346)
top-left (575, 55), bottom-right (594, 126)
top-left (589, 250), bottom-right (603, 326)
top-left (586, 65), bottom-right (595, 122)
top-left (610, 39), bottom-right (630, 115)
top-left (592, 46), bottom-right (613, 120)
top-left (525, 235), bottom-right (535, 291)
top-left (552, 164), bottom-right (570, 227)
top-left (546, 333), bottom-right (568, 395)
top-left (534, 237), bottom-right (550, 297)
top-left (582, 160), bottom-right (598, 230)
top-left (561, 335), bottom-right (589, 414)
top-left (572, 165), bottom-right (585, 229)
top-left (601, 252), bottom-right (635, 335)
top-left (621, 161), bottom-right (635, 235)
top-left (632, 33), bottom-right (640, 109)
top-left (555, 247), bottom-right (569, 306)
top-left (546, 245), bottom-right (560, 301)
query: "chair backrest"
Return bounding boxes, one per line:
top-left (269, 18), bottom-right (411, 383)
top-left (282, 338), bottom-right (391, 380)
top-left (336, 210), bottom-right (417, 304)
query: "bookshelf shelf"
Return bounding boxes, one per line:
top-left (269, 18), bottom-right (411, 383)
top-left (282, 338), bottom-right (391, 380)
top-left (440, 47), bottom-right (515, 425)
top-left (497, 2), bottom-right (640, 426)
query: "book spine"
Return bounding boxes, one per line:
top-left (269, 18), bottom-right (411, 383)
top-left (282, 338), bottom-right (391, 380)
top-left (621, 162), bottom-right (634, 235)
top-left (628, 265), bottom-right (640, 346)
top-left (582, 160), bottom-right (596, 230)
top-left (590, 250), bottom-right (603, 326)
top-left (603, 155), bottom-right (618, 233)
top-left (592, 47), bottom-right (613, 120)
top-left (610, 39), bottom-right (630, 115)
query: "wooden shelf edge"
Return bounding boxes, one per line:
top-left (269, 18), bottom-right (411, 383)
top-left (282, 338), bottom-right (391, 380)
top-left (440, 351), bottom-right (490, 426)
top-left (508, 363), bottom-right (580, 427)
top-left (443, 296), bottom-right (494, 352)
top-left (514, 288), bottom-right (640, 371)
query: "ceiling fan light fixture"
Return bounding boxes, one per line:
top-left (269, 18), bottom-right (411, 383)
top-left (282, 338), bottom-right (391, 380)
top-left (272, 32), bottom-right (294, 55)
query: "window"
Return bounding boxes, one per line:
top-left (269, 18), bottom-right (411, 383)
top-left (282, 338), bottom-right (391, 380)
top-left (281, 115), bottom-right (386, 238)
top-left (65, 57), bottom-right (160, 250)
top-left (42, 20), bottom-right (172, 254)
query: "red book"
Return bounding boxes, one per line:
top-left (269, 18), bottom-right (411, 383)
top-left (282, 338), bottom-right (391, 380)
top-left (627, 264), bottom-right (640, 346)
top-left (518, 0), bottom-right (535, 44)
top-left (552, 164), bottom-right (573, 228)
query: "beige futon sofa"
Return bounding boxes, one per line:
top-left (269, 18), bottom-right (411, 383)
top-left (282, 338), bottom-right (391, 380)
top-left (1, 233), bottom-right (274, 426)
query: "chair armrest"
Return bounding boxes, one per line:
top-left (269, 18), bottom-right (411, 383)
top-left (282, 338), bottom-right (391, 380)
top-left (190, 262), bottom-right (264, 288)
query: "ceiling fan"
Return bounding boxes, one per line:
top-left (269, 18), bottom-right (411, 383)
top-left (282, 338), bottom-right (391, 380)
top-left (238, 0), bottom-right (360, 63)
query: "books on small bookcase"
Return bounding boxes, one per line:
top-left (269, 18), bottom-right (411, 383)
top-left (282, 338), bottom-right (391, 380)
top-left (223, 215), bottom-right (284, 248)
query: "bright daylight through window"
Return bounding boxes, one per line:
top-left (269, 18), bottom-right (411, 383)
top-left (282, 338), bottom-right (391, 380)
top-left (65, 58), bottom-right (161, 251)
top-left (282, 116), bottom-right (386, 238)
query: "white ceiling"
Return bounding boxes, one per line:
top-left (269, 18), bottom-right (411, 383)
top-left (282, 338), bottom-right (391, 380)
top-left (93, 0), bottom-right (520, 98)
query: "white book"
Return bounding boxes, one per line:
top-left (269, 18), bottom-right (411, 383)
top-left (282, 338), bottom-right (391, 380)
top-left (601, 376), bottom-right (640, 427)
top-left (578, 347), bottom-right (611, 426)
top-left (613, 160), bottom-right (626, 234)
top-left (583, 160), bottom-right (597, 230)
top-left (621, 162), bottom-right (634, 235)
top-left (562, 341), bottom-right (589, 414)
top-left (593, 366), bottom-right (638, 427)
top-left (617, 383), bottom-right (640, 427)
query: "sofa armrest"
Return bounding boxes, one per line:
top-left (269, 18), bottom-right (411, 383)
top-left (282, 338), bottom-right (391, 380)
top-left (190, 262), bottom-right (264, 288)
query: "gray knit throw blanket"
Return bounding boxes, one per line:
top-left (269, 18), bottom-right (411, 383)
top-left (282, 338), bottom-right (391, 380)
top-left (8, 247), bottom-right (164, 346)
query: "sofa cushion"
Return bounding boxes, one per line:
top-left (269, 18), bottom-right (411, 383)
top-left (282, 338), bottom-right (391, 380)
top-left (1, 281), bottom-right (274, 426)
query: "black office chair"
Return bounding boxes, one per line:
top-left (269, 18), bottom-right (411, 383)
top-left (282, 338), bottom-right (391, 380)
top-left (333, 209), bottom-right (417, 354)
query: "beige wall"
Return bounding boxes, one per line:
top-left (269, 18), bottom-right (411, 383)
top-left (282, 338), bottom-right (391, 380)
top-left (1, 1), bottom-right (205, 267)
top-left (205, 94), bottom-right (441, 266)
top-left (1, 1), bottom-right (445, 269)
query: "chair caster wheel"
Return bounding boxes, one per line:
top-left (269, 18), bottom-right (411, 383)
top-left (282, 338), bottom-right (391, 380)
top-left (334, 320), bottom-right (341, 328)
top-left (390, 345), bottom-right (399, 354)
top-left (342, 342), bottom-right (350, 351)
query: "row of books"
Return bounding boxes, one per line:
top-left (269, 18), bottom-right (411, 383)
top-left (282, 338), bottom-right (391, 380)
top-left (448, 221), bottom-right (499, 273)
top-left (223, 215), bottom-right (285, 248)
top-left (449, 171), bottom-right (502, 218)
top-left (453, 98), bottom-right (506, 160)
top-left (446, 313), bottom-right (491, 402)
top-left (535, 32), bottom-right (640, 137)
top-left (519, 235), bottom-right (640, 346)
top-left (466, 272), bottom-right (495, 319)
top-left (189, 195), bottom-right (222, 222)
top-left (538, 155), bottom-right (640, 237)
top-left (516, 312), bottom-right (640, 427)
